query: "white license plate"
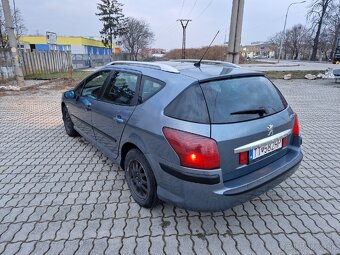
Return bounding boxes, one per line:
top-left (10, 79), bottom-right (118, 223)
top-left (249, 138), bottom-right (282, 161)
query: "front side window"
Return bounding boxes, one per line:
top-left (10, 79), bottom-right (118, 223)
top-left (81, 70), bottom-right (111, 99)
top-left (102, 72), bottom-right (139, 105)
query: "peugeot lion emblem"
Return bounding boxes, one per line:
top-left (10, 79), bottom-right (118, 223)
top-left (267, 124), bottom-right (274, 136)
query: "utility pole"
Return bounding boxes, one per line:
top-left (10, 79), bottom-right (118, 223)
top-left (177, 19), bottom-right (191, 59)
top-left (226, 0), bottom-right (244, 64)
top-left (1, 0), bottom-right (24, 86)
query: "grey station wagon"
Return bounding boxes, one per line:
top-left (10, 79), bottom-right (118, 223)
top-left (61, 60), bottom-right (303, 211)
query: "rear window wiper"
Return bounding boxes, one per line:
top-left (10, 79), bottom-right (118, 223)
top-left (230, 107), bottom-right (267, 117)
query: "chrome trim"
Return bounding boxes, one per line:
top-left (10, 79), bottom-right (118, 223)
top-left (108, 61), bottom-right (180, 73)
top-left (234, 129), bottom-right (292, 153)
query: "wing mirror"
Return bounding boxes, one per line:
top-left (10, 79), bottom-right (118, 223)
top-left (64, 90), bottom-right (75, 99)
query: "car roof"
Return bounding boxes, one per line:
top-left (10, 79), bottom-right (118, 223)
top-left (105, 60), bottom-right (264, 82)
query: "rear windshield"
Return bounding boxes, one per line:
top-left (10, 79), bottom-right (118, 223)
top-left (200, 76), bottom-right (287, 124)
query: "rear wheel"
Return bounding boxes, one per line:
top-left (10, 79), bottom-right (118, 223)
top-left (62, 106), bottom-right (79, 137)
top-left (125, 149), bottom-right (158, 208)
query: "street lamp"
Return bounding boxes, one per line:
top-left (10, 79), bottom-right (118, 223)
top-left (277, 1), bottom-right (306, 63)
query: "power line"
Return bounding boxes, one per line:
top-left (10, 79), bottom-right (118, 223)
top-left (179, 0), bottom-right (185, 18)
top-left (187, 0), bottom-right (198, 17)
top-left (196, 0), bottom-right (214, 18)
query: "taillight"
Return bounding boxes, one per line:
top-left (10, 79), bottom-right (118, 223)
top-left (282, 136), bottom-right (288, 148)
top-left (293, 113), bottom-right (300, 136)
top-left (239, 151), bottom-right (249, 165)
top-left (163, 127), bottom-right (220, 170)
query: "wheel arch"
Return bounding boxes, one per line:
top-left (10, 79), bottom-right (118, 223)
top-left (120, 142), bottom-right (141, 170)
top-left (61, 102), bottom-right (66, 112)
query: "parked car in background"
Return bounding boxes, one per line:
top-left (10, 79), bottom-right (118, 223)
top-left (61, 60), bottom-right (303, 211)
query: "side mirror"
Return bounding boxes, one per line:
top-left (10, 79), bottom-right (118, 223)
top-left (64, 90), bottom-right (75, 99)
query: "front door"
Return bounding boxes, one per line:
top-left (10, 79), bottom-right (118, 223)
top-left (91, 70), bottom-right (140, 158)
top-left (68, 70), bottom-right (111, 140)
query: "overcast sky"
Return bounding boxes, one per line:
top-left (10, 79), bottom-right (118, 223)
top-left (14, 0), bottom-right (311, 50)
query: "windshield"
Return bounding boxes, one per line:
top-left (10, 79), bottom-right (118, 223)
top-left (200, 76), bottom-right (287, 124)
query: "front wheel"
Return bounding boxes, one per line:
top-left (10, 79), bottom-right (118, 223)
top-left (125, 149), bottom-right (158, 208)
top-left (62, 106), bottom-right (79, 137)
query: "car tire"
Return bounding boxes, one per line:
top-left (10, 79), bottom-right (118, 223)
top-left (125, 149), bottom-right (158, 208)
top-left (62, 106), bottom-right (79, 137)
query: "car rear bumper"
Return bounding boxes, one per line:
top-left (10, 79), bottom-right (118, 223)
top-left (151, 148), bottom-right (302, 212)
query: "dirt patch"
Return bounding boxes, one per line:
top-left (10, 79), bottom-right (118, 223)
top-left (0, 78), bottom-right (79, 97)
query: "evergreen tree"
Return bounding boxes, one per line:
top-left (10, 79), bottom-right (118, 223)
top-left (96, 0), bottom-right (126, 54)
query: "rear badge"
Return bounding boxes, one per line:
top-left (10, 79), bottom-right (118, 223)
top-left (267, 124), bottom-right (274, 136)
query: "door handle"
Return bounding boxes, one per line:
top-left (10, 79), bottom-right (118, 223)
top-left (114, 115), bottom-right (124, 123)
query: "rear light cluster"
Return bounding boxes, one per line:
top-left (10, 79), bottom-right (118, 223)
top-left (163, 127), bottom-right (220, 170)
top-left (239, 151), bottom-right (249, 165)
top-left (293, 113), bottom-right (300, 136)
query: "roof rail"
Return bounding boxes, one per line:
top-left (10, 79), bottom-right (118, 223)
top-left (170, 59), bottom-right (240, 68)
top-left (108, 61), bottom-right (180, 73)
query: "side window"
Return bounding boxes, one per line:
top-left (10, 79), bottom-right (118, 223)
top-left (74, 82), bottom-right (84, 97)
top-left (164, 84), bottom-right (210, 124)
top-left (81, 70), bottom-right (111, 99)
top-left (140, 76), bottom-right (164, 102)
top-left (102, 72), bottom-right (139, 105)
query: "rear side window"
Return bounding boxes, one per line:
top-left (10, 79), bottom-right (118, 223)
top-left (200, 76), bottom-right (287, 124)
top-left (140, 76), bottom-right (164, 102)
top-left (164, 84), bottom-right (209, 124)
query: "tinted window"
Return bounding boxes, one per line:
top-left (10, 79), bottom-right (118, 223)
top-left (81, 70), bottom-right (111, 99)
top-left (164, 84), bottom-right (209, 124)
top-left (102, 72), bottom-right (138, 105)
top-left (141, 76), bottom-right (164, 102)
top-left (200, 76), bottom-right (287, 124)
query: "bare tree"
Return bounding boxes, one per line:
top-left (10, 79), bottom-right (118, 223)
top-left (307, 0), bottom-right (333, 61)
top-left (269, 31), bottom-right (287, 59)
top-left (286, 25), bottom-right (312, 60)
top-left (13, 8), bottom-right (26, 38)
top-left (121, 17), bottom-right (154, 61)
top-left (0, 4), bottom-right (26, 48)
top-left (269, 25), bottom-right (312, 60)
top-left (327, 0), bottom-right (340, 60)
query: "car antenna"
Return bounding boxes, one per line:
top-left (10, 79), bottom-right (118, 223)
top-left (194, 30), bottom-right (220, 68)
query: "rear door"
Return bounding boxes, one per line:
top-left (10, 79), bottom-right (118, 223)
top-left (91, 70), bottom-right (141, 158)
top-left (200, 76), bottom-right (294, 181)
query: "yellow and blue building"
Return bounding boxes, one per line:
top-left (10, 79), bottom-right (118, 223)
top-left (18, 35), bottom-right (121, 55)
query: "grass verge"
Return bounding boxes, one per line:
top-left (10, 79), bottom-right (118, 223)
top-left (264, 70), bottom-right (324, 79)
top-left (25, 71), bottom-right (89, 81)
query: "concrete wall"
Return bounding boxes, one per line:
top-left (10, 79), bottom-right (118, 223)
top-left (0, 49), bottom-right (15, 81)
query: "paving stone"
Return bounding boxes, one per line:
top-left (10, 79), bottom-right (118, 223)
top-left (0, 79), bottom-right (340, 254)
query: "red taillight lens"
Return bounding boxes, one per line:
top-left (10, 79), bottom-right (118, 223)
top-left (293, 113), bottom-right (300, 136)
top-left (239, 151), bottom-right (249, 165)
top-left (163, 127), bottom-right (220, 170)
top-left (282, 136), bottom-right (288, 148)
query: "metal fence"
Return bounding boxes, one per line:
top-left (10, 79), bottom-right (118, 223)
top-left (71, 54), bottom-right (112, 69)
top-left (0, 49), bottom-right (132, 81)
top-left (20, 51), bottom-right (72, 75)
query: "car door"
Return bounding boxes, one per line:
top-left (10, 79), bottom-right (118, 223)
top-left (91, 70), bottom-right (141, 159)
top-left (67, 70), bottom-right (111, 140)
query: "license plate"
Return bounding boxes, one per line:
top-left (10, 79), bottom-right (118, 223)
top-left (249, 138), bottom-right (282, 161)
